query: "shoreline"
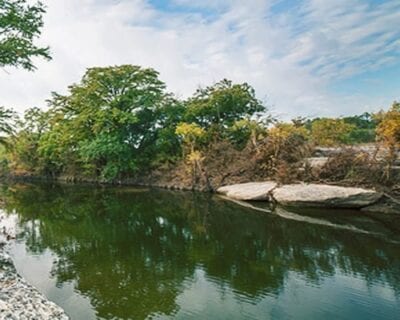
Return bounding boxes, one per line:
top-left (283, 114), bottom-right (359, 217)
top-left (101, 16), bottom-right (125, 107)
top-left (4, 174), bottom-right (399, 214)
top-left (0, 232), bottom-right (69, 319)
top-left (2, 173), bottom-right (211, 192)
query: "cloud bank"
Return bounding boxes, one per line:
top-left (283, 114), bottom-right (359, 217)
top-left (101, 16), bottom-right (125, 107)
top-left (0, 0), bottom-right (399, 118)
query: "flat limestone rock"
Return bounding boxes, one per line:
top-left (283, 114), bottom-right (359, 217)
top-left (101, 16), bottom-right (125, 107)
top-left (217, 182), bottom-right (277, 201)
top-left (272, 184), bottom-right (382, 208)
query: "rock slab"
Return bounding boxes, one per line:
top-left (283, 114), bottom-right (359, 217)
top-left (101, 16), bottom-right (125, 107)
top-left (217, 182), bottom-right (277, 201)
top-left (272, 184), bottom-right (382, 208)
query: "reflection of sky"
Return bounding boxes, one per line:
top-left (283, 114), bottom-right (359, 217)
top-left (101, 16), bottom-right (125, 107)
top-left (2, 0), bottom-right (400, 118)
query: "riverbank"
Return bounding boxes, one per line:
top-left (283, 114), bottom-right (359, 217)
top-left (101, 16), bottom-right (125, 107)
top-left (4, 173), bottom-right (400, 214)
top-left (0, 217), bottom-right (69, 319)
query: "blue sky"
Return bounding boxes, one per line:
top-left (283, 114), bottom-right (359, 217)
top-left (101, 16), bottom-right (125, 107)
top-left (0, 0), bottom-right (399, 118)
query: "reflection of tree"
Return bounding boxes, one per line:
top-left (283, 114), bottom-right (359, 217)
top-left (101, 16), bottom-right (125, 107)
top-left (1, 184), bottom-right (195, 319)
top-left (1, 183), bottom-right (400, 319)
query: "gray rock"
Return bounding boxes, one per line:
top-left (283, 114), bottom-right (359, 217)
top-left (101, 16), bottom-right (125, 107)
top-left (272, 184), bottom-right (382, 208)
top-left (217, 181), bottom-right (277, 201)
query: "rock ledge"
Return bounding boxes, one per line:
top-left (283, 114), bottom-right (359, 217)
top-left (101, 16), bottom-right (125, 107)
top-left (272, 184), bottom-right (382, 208)
top-left (218, 182), bottom-right (383, 209)
top-left (217, 181), bottom-right (277, 201)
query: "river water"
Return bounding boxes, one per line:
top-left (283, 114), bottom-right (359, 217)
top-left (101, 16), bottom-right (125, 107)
top-left (0, 182), bottom-right (399, 320)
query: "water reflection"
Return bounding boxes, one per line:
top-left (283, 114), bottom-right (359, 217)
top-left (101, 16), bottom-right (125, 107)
top-left (1, 183), bottom-right (399, 320)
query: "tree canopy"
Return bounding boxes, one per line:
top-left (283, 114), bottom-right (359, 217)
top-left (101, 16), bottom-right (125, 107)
top-left (41, 65), bottom-right (173, 179)
top-left (184, 79), bottom-right (265, 132)
top-left (5, 65), bottom-right (268, 180)
top-left (2, 63), bottom-right (397, 185)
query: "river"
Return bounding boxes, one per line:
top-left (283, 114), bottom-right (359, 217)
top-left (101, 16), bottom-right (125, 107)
top-left (1, 182), bottom-right (399, 319)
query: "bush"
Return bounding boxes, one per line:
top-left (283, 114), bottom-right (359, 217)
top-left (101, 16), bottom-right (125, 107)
top-left (311, 118), bottom-right (354, 146)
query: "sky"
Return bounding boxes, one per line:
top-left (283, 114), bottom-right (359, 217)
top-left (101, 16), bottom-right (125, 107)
top-left (0, 0), bottom-right (399, 119)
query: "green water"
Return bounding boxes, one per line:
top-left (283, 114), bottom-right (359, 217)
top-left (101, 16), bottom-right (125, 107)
top-left (1, 183), bottom-right (399, 320)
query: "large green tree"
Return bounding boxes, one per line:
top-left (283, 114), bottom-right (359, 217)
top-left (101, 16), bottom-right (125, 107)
top-left (184, 79), bottom-right (265, 132)
top-left (42, 65), bottom-right (176, 179)
top-left (0, 0), bottom-right (50, 70)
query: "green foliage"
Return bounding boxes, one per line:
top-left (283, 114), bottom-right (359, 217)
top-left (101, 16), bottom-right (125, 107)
top-left (185, 79), bottom-right (265, 133)
top-left (267, 122), bottom-right (310, 163)
top-left (7, 108), bottom-right (53, 174)
top-left (343, 112), bottom-right (377, 144)
top-left (79, 133), bottom-right (137, 180)
top-left (0, 0), bottom-right (51, 70)
top-left (5, 63), bottom-right (392, 184)
top-left (175, 122), bottom-right (206, 169)
top-left (306, 113), bottom-right (377, 145)
top-left (311, 118), bottom-right (355, 146)
top-left (2, 64), bottom-right (274, 181)
top-left (145, 97), bottom-right (185, 165)
top-left (269, 122), bottom-right (309, 142)
top-left (41, 65), bottom-right (171, 179)
top-left (228, 119), bottom-right (266, 149)
top-left (175, 122), bottom-right (205, 149)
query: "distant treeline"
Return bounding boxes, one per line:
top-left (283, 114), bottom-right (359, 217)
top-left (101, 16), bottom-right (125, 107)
top-left (0, 65), bottom-right (399, 183)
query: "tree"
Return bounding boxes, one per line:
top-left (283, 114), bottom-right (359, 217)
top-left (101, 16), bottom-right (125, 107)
top-left (43, 65), bottom-right (171, 179)
top-left (151, 98), bottom-right (185, 164)
top-left (343, 112), bottom-right (377, 144)
top-left (228, 119), bottom-right (266, 151)
top-left (376, 102), bottom-right (400, 148)
top-left (376, 102), bottom-right (400, 179)
top-left (176, 122), bottom-right (205, 151)
top-left (267, 122), bottom-right (309, 159)
top-left (175, 122), bottom-right (206, 184)
top-left (184, 79), bottom-right (265, 133)
top-left (0, 0), bottom-right (51, 70)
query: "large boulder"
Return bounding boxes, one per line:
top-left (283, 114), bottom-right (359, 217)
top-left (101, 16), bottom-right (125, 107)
top-left (272, 184), bottom-right (382, 208)
top-left (217, 181), bottom-right (277, 201)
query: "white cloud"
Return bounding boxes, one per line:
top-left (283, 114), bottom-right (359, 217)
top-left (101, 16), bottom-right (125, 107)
top-left (0, 0), bottom-right (398, 119)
